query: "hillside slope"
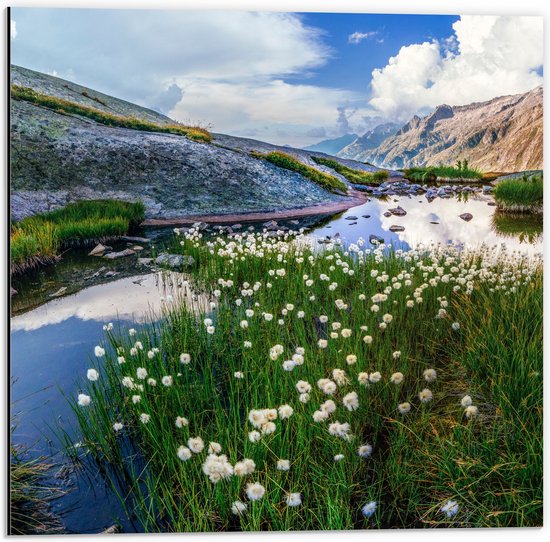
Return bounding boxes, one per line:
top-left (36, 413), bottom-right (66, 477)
top-left (345, 87), bottom-right (543, 171)
top-left (10, 66), bottom-right (387, 220)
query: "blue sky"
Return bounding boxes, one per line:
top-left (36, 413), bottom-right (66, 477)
top-left (10, 10), bottom-right (543, 147)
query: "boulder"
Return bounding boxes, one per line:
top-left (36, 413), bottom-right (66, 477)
top-left (155, 253), bottom-right (195, 268)
top-left (459, 213), bottom-right (473, 222)
top-left (89, 243), bottom-right (106, 256)
top-left (388, 206), bottom-right (407, 216)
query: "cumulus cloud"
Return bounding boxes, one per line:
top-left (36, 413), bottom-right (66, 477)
top-left (369, 15), bottom-right (543, 120)
top-left (11, 20), bottom-right (17, 39)
top-left (348, 31), bottom-right (378, 44)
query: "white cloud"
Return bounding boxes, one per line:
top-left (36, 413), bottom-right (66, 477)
top-left (10, 20), bottom-right (17, 39)
top-left (368, 15), bottom-right (543, 120)
top-left (348, 31), bottom-right (378, 44)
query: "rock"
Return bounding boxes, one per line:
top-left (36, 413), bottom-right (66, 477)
top-left (138, 258), bottom-right (154, 265)
top-left (103, 248), bottom-right (136, 259)
top-left (482, 186), bottom-right (493, 193)
top-left (155, 253), bottom-right (195, 268)
top-left (101, 525), bottom-right (120, 534)
top-left (10, 287), bottom-right (17, 297)
top-left (389, 225), bottom-right (405, 232)
top-left (487, 201), bottom-right (497, 206)
top-left (231, 224), bottom-right (243, 230)
top-left (459, 213), bottom-right (473, 222)
top-left (89, 243), bottom-right (106, 256)
top-left (430, 221), bottom-right (439, 224)
top-left (369, 234), bottom-right (384, 245)
top-left (362, 215), bottom-right (371, 218)
top-left (131, 245), bottom-right (144, 251)
top-left (192, 222), bottom-right (209, 231)
top-left (104, 271), bottom-right (118, 277)
top-left (383, 211), bottom-right (392, 217)
top-left (388, 206), bottom-right (407, 216)
top-left (289, 220), bottom-right (300, 225)
top-left (263, 220), bottom-right (278, 229)
top-left (348, 222), bottom-right (357, 225)
top-left (49, 286), bottom-right (67, 297)
top-left (120, 236), bottom-right (150, 243)
top-left (345, 216), bottom-right (358, 220)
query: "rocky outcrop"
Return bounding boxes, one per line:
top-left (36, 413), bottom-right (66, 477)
top-left (10, 65), bottom-right (388, 221)
top-left (341, 87), bottom-right (543, 172)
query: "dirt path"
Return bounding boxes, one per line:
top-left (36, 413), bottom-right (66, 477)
top-left (142, 190), bottom-right (368, 226)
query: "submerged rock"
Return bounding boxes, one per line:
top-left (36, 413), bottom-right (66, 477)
top-left (388, 206), bottom-right (407, 216)
top-left (459, 213), bottom-right (473, 222)
top-left (369, 234), bottom-right (384, 245)
top-left (104, 248), bottom-right (136, 259)
top-left (345, 216), bottom-right (358, 220)
top-left (155, 253), bottom-right (195, 268)
top-left (389, 225), bottom-right (405, 232)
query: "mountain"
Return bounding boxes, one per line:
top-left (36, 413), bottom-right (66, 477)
top-left (351, 87), bottom-right (543, 171)
top-left (304, 133), bottom-right (358, 155)
top-left (336, 123), bottom-right (400, 161)
top-left (10, 66), bottom-right (386, 221)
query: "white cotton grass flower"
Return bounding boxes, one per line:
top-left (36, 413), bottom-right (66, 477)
top-left (180, 353), bottom-right (191, 364)
top-left (202, 453), bottom-right (234, 483)
top-left (317, 378), bottom-right (337, 395)
top-left (234, 458), bottom-right (255, 476)
top-left (94, 346), bottom-right (105, 358)
top-left (175, 416), bottom-right (189, 428)
top-left (398, 402), bottom-right (411, 414)
top-left (140, 413), bottom-right (150, 424)
top-left (418, 388), bottom-right (433, 403)
top-left (282, 360), bottom-right (296, 371)
top-left (113, 422), bottom-right (124, 432)
top-left (277, 459), bottom-right (291, 471)
top-left (231, 501), bottom-right (247, 515)
top-left (244, 341), bottom-right (252, 348)
top-left (296, 380), bottom-right (312, 394)
top-left (128, 328), bottom-right (136, 336)
top-left (147, 378), bottom-right (157, 387)
top-left (177, 445), bottom-right (192, 461)
top-left (341, 329), bottom-right (352, 338)
top-left (334, 454), bottom-right (345, 461)
top-left (369, 372), bottom-right (382, 383)
top-left (188, 437), bottom-right (205, 454)
top-left (161, 375), bottom-right (173, 387)
top-left (358, 444), bottom-right (373, 458)
top-left (465, 405), bottom-right (479, 419)
top-left (392, 351), bottom-right (401, 359)
top-left (328, 421), bottom-right (351, 439)
top-left (313, 410), bottom-right (329, 423)
top-left (299, 393), bottom-right (310, 403)
top-left (286, 492), bottom-right (302, 507)
top-left (136, 367), bottom-right (147, 380)
top-left (318, 339), bottom-right (328, 349)
top-left (208, 442), bottom-right (222, 454)
top-left (248, 410), bottom-right (267, 428)
top-left (461, 395), bottom-right (473, 408)
top-left (278, 405), bottom-right (294, 419)
top-left (346, 354), bottom-right (357, 365)
top-left (77, 393), bottom-right (91, 406)
top-left (362, 501), bottom-right (377, 517)
top-left (358, 372), bottom-right (369, 386)
top-left (320, 400), bottom-right (337, 414)
top-left (103, 322), bottom-right (113, 331)
top-left (452, 322), bottom-right (460, 331)
top-left (248, 431), bottom-right (261, 443)
top-left (423, 368), bottom-right (437, 382)
top-left (342, 391), bottom-right (359, 411)
top-left (262, 422), bottom-right (276, 435)
top-left (390, 372), bottom-right (404, 385)
top-left (87, 369), bottom-right (99, 381)
top-left (332, 369), bottom-right (349, 386)
top-left (246, 482), bottom-right (266, 501)
top-left (234, 371), bottom-right (244, 379)
top-left (441, 500), bottom-right (459, 518)
top-left (117, 356), bottom-right (126, 364)
top-left (363, 335), bottom-right (373, 344)
top-left (132, 395), bottom-right (141, 404)
top-left (206, 326), bottom-right (215, 335)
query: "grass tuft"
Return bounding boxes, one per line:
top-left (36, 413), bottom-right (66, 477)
top-left (404, 164), bottom-right (482, 183)
top-left (493, 175), bottom-right (543, 213)
top-left (10, 199), bottom-right (145, 274)
top-left (255, 152), bottom-right (348, 194)
top-left (11, 84), bottom-right (212, 143)
top-left (311, 156), bottom-right (389, 185)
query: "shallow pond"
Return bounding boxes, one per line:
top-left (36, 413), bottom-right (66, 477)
top-left (10, 192), bottom-right (542, 533)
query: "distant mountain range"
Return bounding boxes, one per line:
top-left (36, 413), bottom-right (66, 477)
top-left (334, 86), bottom-right (542, 171)
top-left (303, 133), bottom-right (357, 155)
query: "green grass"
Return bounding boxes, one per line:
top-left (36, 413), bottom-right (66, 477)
top-left (10, 446), bottom-right (63, 534)
top-left (404, 165), bottom-right (483, 183)
top-left (255, 152), bottom-right (348, 194)
top-left (311, 156), bottom-right (389, 185)
top-left (491, 213), bottom-right (543, 244)
top-left (493, 175), bottom-right (543, 212)
top-left (12, 84), bottom-right (212, 143)
top-left (10, 199), bottom-right (145, 273)
top-left (67, 228), bottom-right (542, 532)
